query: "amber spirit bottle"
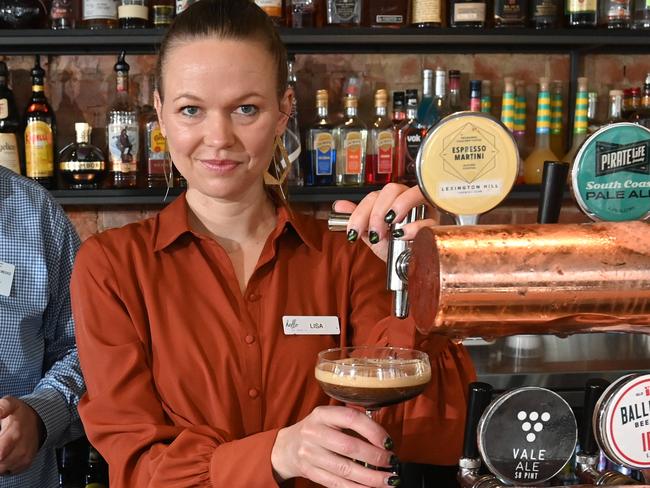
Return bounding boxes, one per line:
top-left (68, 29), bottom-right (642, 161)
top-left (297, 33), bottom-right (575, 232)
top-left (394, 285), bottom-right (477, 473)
top-left (450, 0), bottom-right (487, 26)
top-left (287, 0), bottom-right (322, 27)
top-left (58, 123), bottom-right (107, 189)
top-left (566, 0), bottom-right (597, 26)
top-left (118, 0), bottom-right (149, 28)
top-left (327, 0), bottom-right (362, 25)
top-left (366, 89), bottom-right (394, 185)
top-left (494, 0), bottom-right (528, 25)
top-left (306, 90), bottom-right (336, 186)
top-left (106, 52), bottom-right (139, 189)
top-left (50, 0), bottom-right (77, 29)
top-left (255, 0), bottom-right (284, 24)
top-left (523, 78), bottom-right (558, 185)
top-left (364, 0), bottom-right (408, 27)
top-left (411, 0), bottom-right (445, 26)
top-left (335, 95), bottom-right (367, 186)
top-left (24, 56), bottom-right (56, 189)
top-left (140, 75), bottom-right (169, 188)
top-left (530, 0), bottom-right (560, 27)
top-left (396, 93), bottom-right (424, 185)
top-left (151, 0), bottom-right (174, 27)
top-left (0, 62), bottom-right (21, 175)
top-left (563, 77), bottom-right (589, 167)
top-left (82, 0), bottom-right (118, 28)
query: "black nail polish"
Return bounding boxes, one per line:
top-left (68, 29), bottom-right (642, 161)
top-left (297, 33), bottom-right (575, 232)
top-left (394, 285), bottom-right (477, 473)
top-left (384, 209), bottom-right (396, 224)
top-left (383, 437), bottom-right (394, 450)
top-left (386, 475), bottom-right (401, 486)
top-left (369, 231), bottom-right (380, 244)
top-left (389, 454), bottom-right (399, 466)
top-left (347, 229), bottom-right (358, 242)
top-left (392, 229), bottom-right (404, 239)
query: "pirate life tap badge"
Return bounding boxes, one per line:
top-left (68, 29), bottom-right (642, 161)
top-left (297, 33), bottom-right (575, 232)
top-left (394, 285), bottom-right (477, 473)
top-left (572, 122), bottom-right (650, 222)
top-left (477, 387), bottom-right (577, 486)
top-left (594, 373), bottom-right (650, 470)
top-left (416, 112), bottom-right (519, 218)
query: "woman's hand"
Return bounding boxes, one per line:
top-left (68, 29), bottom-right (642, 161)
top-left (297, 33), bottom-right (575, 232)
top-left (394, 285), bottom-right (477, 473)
top-left (271, 406), bottom-right (400, 487)
top-left (333, 183), bottom-right (437, 262)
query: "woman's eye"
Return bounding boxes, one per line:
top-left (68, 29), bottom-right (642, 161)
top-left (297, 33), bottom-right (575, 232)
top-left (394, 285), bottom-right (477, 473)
top-left (234, 105), bottom-right (259, 117)
top-left (180, 106), bottom-right (200, 117)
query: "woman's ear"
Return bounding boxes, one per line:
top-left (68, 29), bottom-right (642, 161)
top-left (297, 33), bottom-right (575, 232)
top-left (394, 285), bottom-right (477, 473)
top-left (276, 87), bottom-right (293, 137)
top-left (154, 90), bottom-right (166, 137)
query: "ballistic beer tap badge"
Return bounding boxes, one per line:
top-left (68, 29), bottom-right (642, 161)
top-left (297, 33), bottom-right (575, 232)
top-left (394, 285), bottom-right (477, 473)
top-left (572, 122), bottom-right (650, 221)
top-left (477, 387), bottom-right (577, 486)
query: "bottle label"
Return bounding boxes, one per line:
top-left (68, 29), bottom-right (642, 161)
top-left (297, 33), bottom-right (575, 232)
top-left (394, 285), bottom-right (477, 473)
top-left (51, 0), bottom-right (74, 20)
top-left (568, 0), bottom-right (596, 13)
top-left (454, 3), bottom-right (486, 21)
top-left (255, 0), bottom-right (282, 17)
top-left (376, 15), bottom-right (404, 23)
top-left (148, 124), bottom-right (168, 176)
top-left (535, 91), bottom-right (551, 135)
top-left (330, 0), bottom-right (360, 22)
top-left (118, 5), bottom-right (149, 20)
top-left (405, 129), bottom-right (422, 165)
top-left (0, 133), bottom-right (20, 174)
top-left (572, 123), bottom-right (650, 222)
top-left (0, 99), bottom-right (8, 120)
top-left (83, 0), bottom-right (118, 20)
top-left (376, 130), bottom-right (394, 174)
top-left (343, 132), bottom-right (363, 174)
top-left (470, 98), bottom-right (481, 112)
top-left (412, 0), bottom-right (442, 23)
top-left (108, 122), bottom-right (139, 173)
top-left (313, 132), bottom-right (335, 176)
top-left (60, 160), bottom-right (105, 171)
top-left (25, 121), bottom-right (53, 178)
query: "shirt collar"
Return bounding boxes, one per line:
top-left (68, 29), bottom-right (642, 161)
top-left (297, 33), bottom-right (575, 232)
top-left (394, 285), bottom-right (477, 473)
top-left (153, 193), bottom-right (322, 253)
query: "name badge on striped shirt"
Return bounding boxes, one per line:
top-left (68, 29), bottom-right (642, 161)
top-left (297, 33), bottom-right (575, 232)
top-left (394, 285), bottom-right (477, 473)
top-left (282, 316), bottom-right (340, 335)
top-left (0, 261), bottom-right (15, 297)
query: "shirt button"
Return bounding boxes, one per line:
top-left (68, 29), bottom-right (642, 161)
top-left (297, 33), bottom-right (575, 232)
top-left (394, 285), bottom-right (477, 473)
top-left (245, 335), bottom-right (255, 344)
top-left (248, 388), bottom-right (259, 399)
top-left (247, 292), bottom-right (261, 302)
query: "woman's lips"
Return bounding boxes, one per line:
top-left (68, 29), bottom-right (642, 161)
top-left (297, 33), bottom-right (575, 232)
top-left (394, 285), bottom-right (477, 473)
top-left (199, 159), bottom-right (240, 174)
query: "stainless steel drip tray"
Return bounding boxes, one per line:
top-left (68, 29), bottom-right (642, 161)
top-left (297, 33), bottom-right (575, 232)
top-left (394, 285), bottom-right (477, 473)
top-left (467, 333), bottom-right (650, 406)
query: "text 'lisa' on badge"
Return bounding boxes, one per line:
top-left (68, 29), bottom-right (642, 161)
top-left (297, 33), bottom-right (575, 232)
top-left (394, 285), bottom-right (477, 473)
top-left (282, 316), bottom-right (340, 335)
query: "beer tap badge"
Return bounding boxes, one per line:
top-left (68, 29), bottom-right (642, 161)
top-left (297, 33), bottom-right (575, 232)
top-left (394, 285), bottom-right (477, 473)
top-left (477, 387), bottom-right (577, 486)
top-left (595, 373), bottom-right (650, 470)
top-left (572, 122), bottom-right (650, 221)
top-left (416, 112), bottom-right (519, 218)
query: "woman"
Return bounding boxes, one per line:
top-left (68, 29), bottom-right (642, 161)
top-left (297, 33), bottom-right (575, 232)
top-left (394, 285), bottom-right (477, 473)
top-left (71, 1), bottom-right (475, 486)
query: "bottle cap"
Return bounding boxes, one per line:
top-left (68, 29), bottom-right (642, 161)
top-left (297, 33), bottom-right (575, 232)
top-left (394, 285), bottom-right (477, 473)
top-left (610, 89), bottom-right (624, 97)
top-left (504, 77), bottom-right (515, 92)
top-left (343, 95), bottom-right (357, 109)
top-left (577, 77), bottom-right (588, 92)
top-left (539, 77), bottom-right (550, 91)
top-left (114, 50), bottom-right (130, 73)
top-left (374, 88), bottom-right (388, 105)
top-left (392, 91), bottom-right (405, 108)
top-left (31, 55), bottom-right (45, 84)
top-left (315, 89), bottom-right (328, 103)
top-left (75, 122), bottom-right (91, 143)
top-left (572, 122), bottom-right (650, 221)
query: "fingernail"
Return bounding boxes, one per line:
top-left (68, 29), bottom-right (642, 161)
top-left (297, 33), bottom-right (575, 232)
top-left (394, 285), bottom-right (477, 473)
top-left (331, 200), bottom-right (339, 212)
top-left (386, 475), bottom-right (401, 486)
top-left (384, 436), bottom-right (393, 450)
top-left (347, 229), bottom-right (358, 242)
top-left (369, 231), bottom-right (380, 244)
top-left (384, 209), bottom-right (396, 224)
top-left (392, 229), bottom-right (404, 239)
top-left (389, 454), bottom-right (399, 466)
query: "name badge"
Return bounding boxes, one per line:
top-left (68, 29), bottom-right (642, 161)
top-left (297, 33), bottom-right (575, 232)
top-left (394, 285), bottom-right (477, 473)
top-left (282, 316), bottom-right (340, 335)
top-left (0, 261), bottom-right (15, 297)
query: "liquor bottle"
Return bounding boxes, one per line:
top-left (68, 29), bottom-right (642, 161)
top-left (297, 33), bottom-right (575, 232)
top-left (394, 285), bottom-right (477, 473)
top-left (306, 89), bottom-right (336, 186)
top-left (587, 91), bottom-right (602, 133)
top-left (530, 0), bottom-right (560, 26)
top-left (335, 95), bottom-right (367, 186)
top-left (549, 80), bottom-right (564, 158)
top-left (366, 89), bottom-right (394, 185)
top-left (500, 77), bottom-right (515, 131)
top-left (450, 0), bottom-right (487, 26)
top-left (106, 51), bottom-right (139, 189)
top-left (395, 93), bottom-right (424, 185)
top-left (562, 77), bottom-right (589, 167)
top-left (50, 0), bottom-right (77, 29)
top-left (287, 0), bottom-right (322, 27)
top-left (24, 56), bottom-right (56, 189)
top-left (84, 447), bottom-right (107, 488)
top-left (392, 91), bottom-right (406, 126)
top-left (0, 0), bottom-right (47, 28)
top-left (524, 78), bottom-right (558, 185)
top-left (622, 87), bottom-right (640, 119)
top-left (416, 69), bottom-right (437, 128)
top-left (469, 80), bottom-right (481, 112)
top-left (604, 0), bottom-right (632, 26)
top-left (433, 67), bottom-right (447, 121)
top-left (58, 123), bottom-right (107, 190)
top-left (284, 57), bottom-right (303, 187)
top-left (631, 74), bottom-right (650, 127)
top-left (481, 80), bottom-right (492, 114)
top-left (151, 0), bottom-right (174, 27)
top-left (604, 89), bottom-right (625, 124)
top-left (255, 0), bottom-right (284, 25)
top-left (494, 0), bottom-right (528, 26)
top-left (514, 79), bottom-right (529, 161)
top-left (566, 0), bottom-right (597, 26)
top-left (82, 0), bottom-right (118, 28)
top-left (364, 0), bottom-right (408, 27)
top-left (445, 70), bottom-right (463, 115)
top-left (140, 75), bottom-right (170, 188)
top-left (633, 0), bottom-right (650, 27)
top-left (0, 62), bottom-right (21, 175)
top-left (411, 0), bottom-right (445, 26)
top-left (118, 0), bottom-right (149, 28)
top-left (327, 0), bottom-right (362, 25)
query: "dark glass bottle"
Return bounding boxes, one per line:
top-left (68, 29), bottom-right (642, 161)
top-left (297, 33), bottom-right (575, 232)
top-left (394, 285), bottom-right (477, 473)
top-left (450, 0), bottom-right (487, 26)
top-left (469, 79), bottom-right (482, 111)
top-left (0, 61), bottom-right (21, 175)
top-left (82, 0), bottom-right (118, 28)
top-left (494, 0), bottom-right (528, 25)
top-left (566, 0), bottom-right (597, 26)
top-left (326, 0), bottom-right (362, 26)
top-left (118, 0), bottom-right (148, 28)
top-left (530, 0), bottom-right (560, 26)
top-left (58, 123), bottom-right (107, 189)
top-left (150, 0), bottom-right (174, 27)
top-left (24, 55), bottom-right (56, 189)
top-left (0, 0), bottom-right (47, 28)
top-left (50, 0), bottom-right (77, 29)
top-left (392, 91), bottom-right (406, 126)
top-left (363, 0), bottom-right (408, 27)
top-left (287, 0), bottom-right (323, 27)
top-left (84, 447), bottom-right (107, 488)
top-left (446, 70), bottom-right (463, 115)
top-left (395, 92), bottom-right (425, 186)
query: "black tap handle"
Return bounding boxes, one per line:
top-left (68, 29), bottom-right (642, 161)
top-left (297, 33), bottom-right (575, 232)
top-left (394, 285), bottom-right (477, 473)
top-left (580, 378), bottom-right (609, 456)
top-left (537, 161), bottom-right (570, 224)
top-left (462, 382), bottom-right (493, 459)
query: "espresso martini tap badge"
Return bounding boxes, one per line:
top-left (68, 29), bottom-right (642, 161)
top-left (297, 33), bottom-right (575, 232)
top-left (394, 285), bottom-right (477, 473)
top-left (572, 122), bottom-right (650, 221)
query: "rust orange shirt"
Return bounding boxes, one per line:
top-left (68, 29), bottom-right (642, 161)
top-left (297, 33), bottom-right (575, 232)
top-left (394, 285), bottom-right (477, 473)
top-left (71, 194), bottom-right (475, 488)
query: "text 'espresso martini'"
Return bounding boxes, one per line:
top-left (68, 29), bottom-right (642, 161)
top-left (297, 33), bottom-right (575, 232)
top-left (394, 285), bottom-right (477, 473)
top-left (315, 357), bottom-right (432, 409)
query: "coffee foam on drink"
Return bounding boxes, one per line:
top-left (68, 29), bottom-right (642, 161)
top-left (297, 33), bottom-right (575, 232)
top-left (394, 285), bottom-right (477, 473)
top-left (314, 358), bottom-right (432, 388)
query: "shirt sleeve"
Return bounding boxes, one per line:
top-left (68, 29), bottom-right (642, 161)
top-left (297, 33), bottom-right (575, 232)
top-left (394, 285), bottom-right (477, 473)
top-left (71, 236), bottom-right (280, 488)
top-left (21, 200), bottom-right (85, 450)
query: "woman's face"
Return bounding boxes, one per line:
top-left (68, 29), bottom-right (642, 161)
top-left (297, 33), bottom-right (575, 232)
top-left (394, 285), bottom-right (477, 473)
top-left (155, 37), bottom-right (290, 201)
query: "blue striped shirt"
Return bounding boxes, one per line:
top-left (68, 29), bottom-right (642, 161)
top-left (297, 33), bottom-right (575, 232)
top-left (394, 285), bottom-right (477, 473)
top-left (0, 167), bottom-right (85, 487)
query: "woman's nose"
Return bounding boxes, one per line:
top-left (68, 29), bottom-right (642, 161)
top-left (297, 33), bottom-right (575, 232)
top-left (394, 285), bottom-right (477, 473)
top-left (202, 113), bottom-right (236, 148)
